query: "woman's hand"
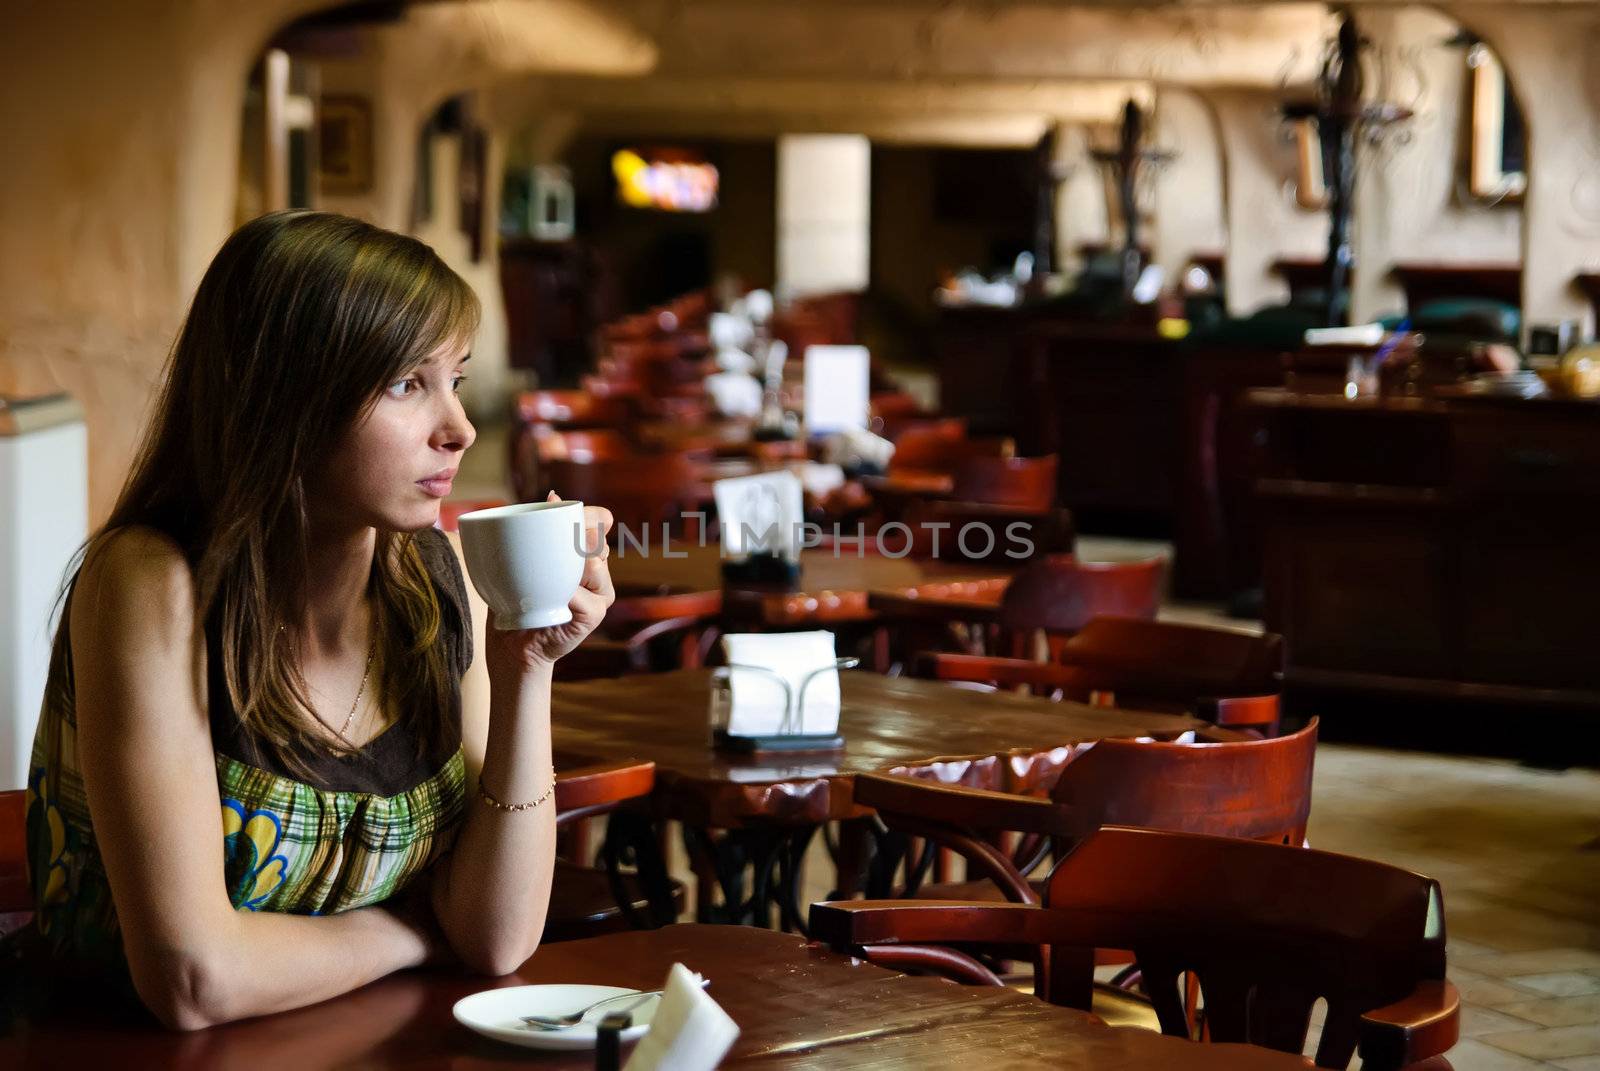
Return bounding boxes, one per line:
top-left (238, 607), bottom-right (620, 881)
top-left (483, 495), bottom-right (615, 678)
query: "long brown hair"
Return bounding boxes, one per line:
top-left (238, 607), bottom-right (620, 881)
top-left (48, 210), bottom-right (480, 774)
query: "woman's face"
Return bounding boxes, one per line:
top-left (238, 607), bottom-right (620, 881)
top-left (311, 339), bottom-right (477, 534)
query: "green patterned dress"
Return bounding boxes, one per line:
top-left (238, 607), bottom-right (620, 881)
top-left (13, 526), bottom-right (471, 991)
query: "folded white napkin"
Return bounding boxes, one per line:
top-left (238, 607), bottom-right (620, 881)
top-left (714, 471), bottom-right (804, 559)
top-left (743, 288), bottom-right (775, 325)
top-left (794, 461), bottom-right (846, 498)
top-left (622, 963), bottom-right (738, 1071)
top-left (721, 630), bottom-right (841, 738)
top-left (709, 312), bottom-right (754, 351)
top-left (1305, 323), bottom-right (1385, 347)
top-left (705, 371), bottom-right (762, 418)
top-left (820, 426), bottom-right (894, 471)
top-left (713, 346), bottom-right (756, 373)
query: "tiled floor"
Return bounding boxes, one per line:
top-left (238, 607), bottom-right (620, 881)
top-left (457, 416), bottom-right (1600, 1065)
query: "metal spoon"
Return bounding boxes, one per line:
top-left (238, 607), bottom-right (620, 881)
top-left (519, 978), bottom-right (709, 1031)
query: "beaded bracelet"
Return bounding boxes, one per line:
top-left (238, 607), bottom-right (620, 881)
top-left (476, 767), bottom-right (557, 812)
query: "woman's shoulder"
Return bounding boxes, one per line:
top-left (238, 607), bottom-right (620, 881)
top-left (72, 525), bottom-right (197, 631)
top-left (411, 525), bottom-right (472, 675)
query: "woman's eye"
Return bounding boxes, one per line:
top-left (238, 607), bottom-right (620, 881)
top-left (451, 374), bottom-right (468, 394)
top-left (386, 378), bottom-right (419, 399)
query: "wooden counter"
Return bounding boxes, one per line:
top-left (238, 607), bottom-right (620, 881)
top-left (937, 306), bottom-right (1283, 596)
top-left (1247, 387), bottom-right (1600, 711)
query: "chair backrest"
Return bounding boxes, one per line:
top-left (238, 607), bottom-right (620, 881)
top-left (899, 501), bottom-right (1074, 563)
top-left (1048, 719), bottom-right (1317, 845)
top-left (512, 389), bottom-right (630, 429)
top-left (951, 454), bottom-right (1058, 510)
top-left (538, 429), bottom-right (635, 464)
top-left (888, 421), bottom-right (1012, 475)
top-left (997, 555), bottom-right (1165, 636)
top-left (540, 455), bottom-right (702, 537)
top-left (912, 653), bottom-right (1280, 734)
top-left (1, 788), bottom-right (29, 914)
top-left (1039, 826), bottom-right (1445, 1068)
top-left (1054, 616), bottom-right (1283, 712)
top-left (553, 760), bottom-right (655, 826)
top-left (855, 721), bottom-right (1316, 906)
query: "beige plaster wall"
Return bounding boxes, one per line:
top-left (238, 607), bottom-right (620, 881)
top-left (1449, 3), bottom-right (1600, 335)
top-left (0, 0), bottom-right (325, 523)
top-left (1349, 7), bottom-right (1523, 323)
top-left (777, 135), bottom-right (872, 299)
top-left (1054, 124), bottom-right (1113, 274)
top-left (624, 1), bottom-right (1333, 87)
top-left (0, 0), bottom-right (652, 523)
top-left (1207, 88), bottom-right (1329, 316)
top-left (1151, 89), bottom-right (1228, 282)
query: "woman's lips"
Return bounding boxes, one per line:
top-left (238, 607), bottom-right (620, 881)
top-left (417, 477), bottom-right (453, 498)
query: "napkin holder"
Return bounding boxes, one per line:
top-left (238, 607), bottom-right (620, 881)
top-left (710, 657), bottom-right (857, 752)
top-left (720, 551), bottom-right (801, 589)
top-left (595, 1012), bottom-right (631, 1071)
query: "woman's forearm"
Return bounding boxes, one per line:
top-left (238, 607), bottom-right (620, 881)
top-left (431, 662), bottom-right (558, 975)
top-left (140, 902), bottom-right (431, 1030)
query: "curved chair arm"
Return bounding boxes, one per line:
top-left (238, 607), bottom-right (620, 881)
top-left (853, 773), bottom-right (1080, 839)
top-left (917, 652), bottom-right (1092, 693)
top-left (1195, 694), bottom-right (1280, 736)
top-left (554, 760), bottom-right (656, 824)
top-left (853, 942), bottom-right (1008, 988)
top-left (810, 899), bottom-right (1074, 950)
top-left (1357, 979), bottom-right (1461, 1071)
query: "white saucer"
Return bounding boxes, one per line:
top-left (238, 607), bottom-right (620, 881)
top-left (452, 983), bottom-right (658, 1051)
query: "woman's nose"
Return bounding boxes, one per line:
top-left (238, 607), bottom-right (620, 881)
top-left (436, 396), bottom-right (477, 453)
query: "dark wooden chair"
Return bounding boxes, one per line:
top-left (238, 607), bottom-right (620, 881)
top-left (512, 389), bottom-right (631, 430)
top-left (1, 789), bottom-right (28, 937)
top-left (868, 553), bottom-right (1161, 676)
top-left (512, 427), bottom-right (657, 503)
top-left (812, 826), bottom-right (1459, 1071)
top-left (997, 554), bottom-right (1165, 658)
top-left (547, 759), bottom-right (684, 941)
top-left (856, 719), bottom-right (1318, 905)
top-left (897, 500), bottom-right (1075, 564)
top-left (917, 654), bottom-right (1281, 736)
top-left (951, 454), bottom-right (1059, 510)
top-left (888, 421), bottom-right (1012, 474)
top-left (920, 616), bottom-right (1284, 734)
top-left (554, 590), bottom-right (724, 682)
top-left (539, 454), bottom-right (703, 538)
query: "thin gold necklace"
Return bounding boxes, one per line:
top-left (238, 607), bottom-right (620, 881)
top-left (314, 632), bottom-right (377, 747)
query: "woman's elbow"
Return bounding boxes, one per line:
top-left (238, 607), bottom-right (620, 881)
top-left (132, 951), bottom-right (236, 1031)
top-left (450, 928), bottom-right (540, 978)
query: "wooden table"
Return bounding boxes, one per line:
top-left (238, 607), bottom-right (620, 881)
top-left (2, 925), bottom-right (1311, 1069)
top-left (608, 543), bottom-right (1013, 630)
top-left (553, 669), bottom-right (1204, 929)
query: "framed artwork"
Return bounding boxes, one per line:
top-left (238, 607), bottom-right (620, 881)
top-left (319, 95), bottom-right (373, 196)
top-left (1465, 43), bottom-right (1527, 203)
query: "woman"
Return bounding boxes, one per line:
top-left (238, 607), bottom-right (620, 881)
top-left (12, 211), bottom-right (613, 1029)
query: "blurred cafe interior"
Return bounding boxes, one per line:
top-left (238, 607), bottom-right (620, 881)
top-left (4, 1), bottom-right (1600, 1068)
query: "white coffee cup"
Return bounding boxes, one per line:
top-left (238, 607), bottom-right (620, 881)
top-left (456, 500), bottom-right (588, 630)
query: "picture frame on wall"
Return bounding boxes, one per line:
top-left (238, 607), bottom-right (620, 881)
top-left (319, 95), bottom-right (373, 196)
